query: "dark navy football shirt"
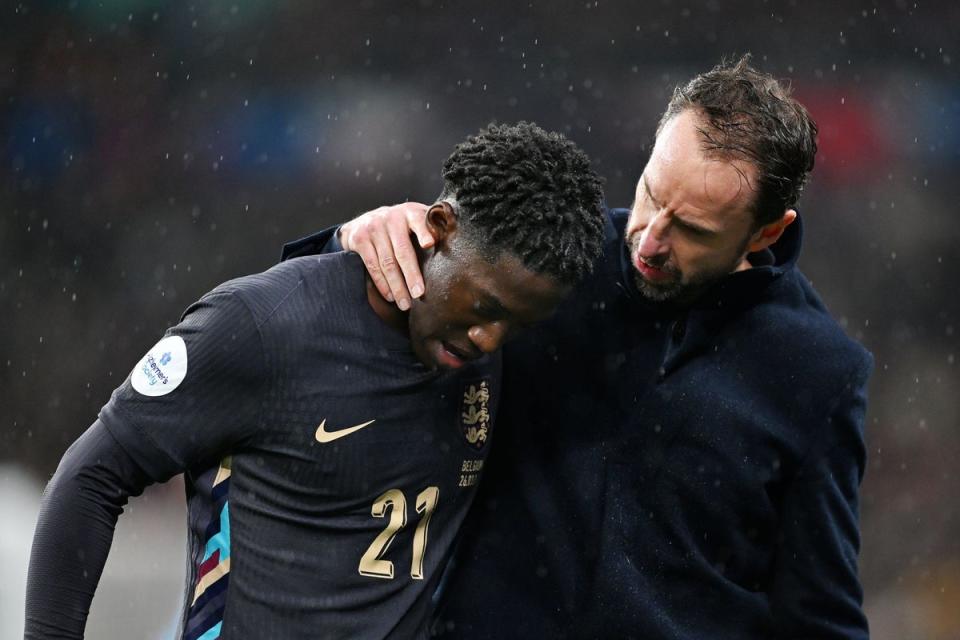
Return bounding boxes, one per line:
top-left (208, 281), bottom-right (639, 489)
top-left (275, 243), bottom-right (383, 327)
top-left (98, 252), bottom-right (500, 639)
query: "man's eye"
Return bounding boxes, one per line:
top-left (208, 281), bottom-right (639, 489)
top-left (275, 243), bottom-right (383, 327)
top-left (676, 220), bottom-right (708, 237)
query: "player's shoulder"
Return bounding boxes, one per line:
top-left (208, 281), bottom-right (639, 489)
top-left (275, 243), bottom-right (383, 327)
top-left (201, 252), bottom-right (366, 327)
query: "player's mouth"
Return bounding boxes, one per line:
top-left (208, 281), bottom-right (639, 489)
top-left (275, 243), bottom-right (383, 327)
top-left (435, 341), bottom-right (478, 369)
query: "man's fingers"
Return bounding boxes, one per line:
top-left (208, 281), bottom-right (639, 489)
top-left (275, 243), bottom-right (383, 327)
top-left (386, 215), bottom-right (425, 300)
top-left (343, 203), bottom-right (432, 309)
top-left (406, 205), bottom-right (435, 249)
top-left (351, 233), bottom-right (394, 302)
top-left (370, 229), bottom-right (412, 310)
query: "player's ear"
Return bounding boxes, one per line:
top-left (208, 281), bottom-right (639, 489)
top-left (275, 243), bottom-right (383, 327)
top-left (425, 201), bottom-right (459, 248)
top-left (746, 209), bottom-right (797, 253)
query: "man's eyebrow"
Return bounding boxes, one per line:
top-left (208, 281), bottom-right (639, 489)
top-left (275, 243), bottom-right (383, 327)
top-left (673, 215), bottom-right (719, 237)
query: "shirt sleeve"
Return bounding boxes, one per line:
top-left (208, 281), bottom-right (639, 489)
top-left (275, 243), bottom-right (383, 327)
top-left (280, 224), bottom-right (342, 261)
top-left (25, 289), bottom-right (267, 639)
top-left (25, 420), bottom-right (153, 640)
top-left (769, 357), bottom-right (872, 639)
top-left (98, 289), bottom-right (266, 482)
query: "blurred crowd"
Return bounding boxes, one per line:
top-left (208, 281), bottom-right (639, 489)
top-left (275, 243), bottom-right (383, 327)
top-left (2, 1), bottom-right (958, 638)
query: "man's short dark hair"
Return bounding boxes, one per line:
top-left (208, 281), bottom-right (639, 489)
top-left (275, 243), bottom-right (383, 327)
top-left (440, 121), bottom-right (605, 284)
top-left (659, 55), bottom-right (818, 228)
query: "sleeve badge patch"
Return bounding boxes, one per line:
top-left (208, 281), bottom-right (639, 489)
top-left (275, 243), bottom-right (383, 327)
top-left (131, 335), bottom-right (189, 397)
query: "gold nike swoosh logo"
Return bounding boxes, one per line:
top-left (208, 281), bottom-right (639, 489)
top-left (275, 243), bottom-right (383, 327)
top-left (315, 419), bottom-right (376, 443)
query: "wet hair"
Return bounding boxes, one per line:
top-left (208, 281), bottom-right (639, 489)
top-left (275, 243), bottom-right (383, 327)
top-left (440, 121), bottom-right (606, 284)
top-left (658, 54), bottom-right (818, 228)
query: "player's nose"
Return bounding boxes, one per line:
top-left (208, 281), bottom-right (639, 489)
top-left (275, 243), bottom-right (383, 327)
top-left (468, 322), bottom-right (509, 354)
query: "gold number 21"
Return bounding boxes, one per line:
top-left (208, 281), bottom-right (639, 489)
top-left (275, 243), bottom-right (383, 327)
top-left (358, 486), bottom-right (439, 580)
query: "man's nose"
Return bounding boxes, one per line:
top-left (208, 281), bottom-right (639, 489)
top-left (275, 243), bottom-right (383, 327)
top-left (638, 212), bottom-right (670, 259)
top-left (468, 322), bottom-right (509, 354)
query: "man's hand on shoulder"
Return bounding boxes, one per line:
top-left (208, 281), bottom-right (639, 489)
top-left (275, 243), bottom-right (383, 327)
top-left (340, 202), bottom-right (433, 310)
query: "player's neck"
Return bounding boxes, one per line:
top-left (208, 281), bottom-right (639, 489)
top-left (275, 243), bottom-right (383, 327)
top-left (365, 275), bottom-right (409, 334)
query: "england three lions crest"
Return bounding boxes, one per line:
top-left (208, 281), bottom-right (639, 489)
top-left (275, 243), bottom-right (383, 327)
top-left (460, 378), bottom-right (492, 450)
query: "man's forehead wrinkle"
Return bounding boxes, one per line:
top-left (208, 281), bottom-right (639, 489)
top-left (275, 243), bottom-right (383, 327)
top-left (642, 173), bottom-right (657, 204)
top-left (643, 163), bottom-right (673, 207)
top-left (647, 153), bottom-right (740, 221)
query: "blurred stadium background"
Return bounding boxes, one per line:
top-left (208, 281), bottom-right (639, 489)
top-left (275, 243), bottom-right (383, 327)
top-left (2, 1), bottom-right (958, 638)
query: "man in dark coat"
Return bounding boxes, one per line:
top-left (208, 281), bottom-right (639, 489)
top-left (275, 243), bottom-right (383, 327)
top-left (283, 56), bottom-right (872, 639)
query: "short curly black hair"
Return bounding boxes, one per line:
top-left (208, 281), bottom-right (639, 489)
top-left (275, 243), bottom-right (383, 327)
top-left (659, 54), bottom-right (818, 228)
top-left (440, 122), bottom-right (605, 284)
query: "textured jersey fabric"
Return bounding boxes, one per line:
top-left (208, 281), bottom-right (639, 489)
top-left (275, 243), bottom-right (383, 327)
top-left (27, 252), bottom-right (501, 640)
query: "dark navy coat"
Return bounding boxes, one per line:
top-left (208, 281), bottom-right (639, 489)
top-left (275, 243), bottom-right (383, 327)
top-left (282, 207), bottom-right (872, 639)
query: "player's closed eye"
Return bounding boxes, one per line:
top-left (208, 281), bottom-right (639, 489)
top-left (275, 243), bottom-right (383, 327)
top-left (472, 300), bottom-right (503, 320)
